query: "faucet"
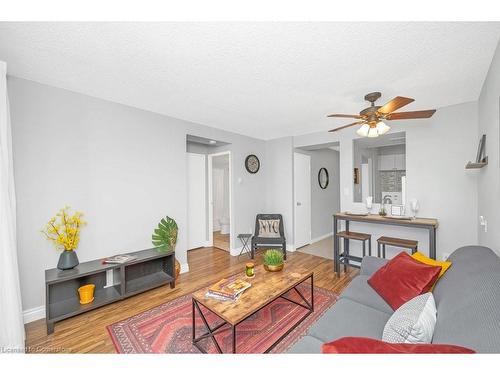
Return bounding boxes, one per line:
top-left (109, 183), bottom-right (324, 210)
top-left (382, 195), bottom-right (392, 204)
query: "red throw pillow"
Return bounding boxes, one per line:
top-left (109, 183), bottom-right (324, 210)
top-left (368, 252), bottom-right (442, 310)
top-left (322, 337), bottom-right (475, 354)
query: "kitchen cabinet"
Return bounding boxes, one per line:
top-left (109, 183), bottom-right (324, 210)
top-left (378, 154), bottom-right (405, 170)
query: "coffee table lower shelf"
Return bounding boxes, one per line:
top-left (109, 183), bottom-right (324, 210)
top-left (191, 273), bottom-right (314, 354)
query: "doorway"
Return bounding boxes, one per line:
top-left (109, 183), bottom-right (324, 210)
top-left (208, 152), bottom-right (231, 252)
top-left (294, 143), bottom-right (340, 258)
top-left (186, 135), bottom-right (231, 252)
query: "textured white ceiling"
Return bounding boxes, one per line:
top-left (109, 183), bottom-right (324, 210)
top-left (1, 22), bottom-right (499, 140)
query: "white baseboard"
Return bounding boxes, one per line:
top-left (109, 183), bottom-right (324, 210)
top-left (230, 245), bottom-right (295, 256)
top-left (180, 262), bottom-right (189, 274)
top-left (23, 305), bottom-right (45, 324)
top-left (311, 232), bottom-right (333, 244)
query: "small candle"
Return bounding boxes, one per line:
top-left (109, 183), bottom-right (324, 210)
top-left (245, 262), bottom-right (255, 278)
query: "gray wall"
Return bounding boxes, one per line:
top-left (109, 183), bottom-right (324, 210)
top-left (265, 137), bottom-right (294, 247)
top-left (9, 77), bottom-right (267, 312)
top-left (310, 149), bottom-right (340, 239)
top-left (477, 39), bottom-right (500, 254)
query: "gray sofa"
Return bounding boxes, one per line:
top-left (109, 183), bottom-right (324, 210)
top-left (289, 245), bottom-right (500, 353)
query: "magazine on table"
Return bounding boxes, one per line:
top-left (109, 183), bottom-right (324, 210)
top-left (206, 277), bottom-right (252, 301)
top-left (102, 254), bottom-right (138, 264)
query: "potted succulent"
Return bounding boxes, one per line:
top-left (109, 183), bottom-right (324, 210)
top-left (42, 206), bottom-right (86, 270)
top-left (263, 249), bottom-right (285, 272)
top-left (378, 207), bottom-right (387, 217)
top-left (152, 216), bottom-right (181, 278)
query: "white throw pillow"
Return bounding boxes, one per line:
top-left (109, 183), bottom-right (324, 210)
top-left (382, 292), bottom-right (437, 344)
top-left (258, 219), bottom-right (281, 238)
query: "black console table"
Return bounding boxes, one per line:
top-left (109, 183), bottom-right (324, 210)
top-left (45, 248), bottom-right (175, 334)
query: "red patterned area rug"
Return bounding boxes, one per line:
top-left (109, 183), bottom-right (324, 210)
top-left (107, 284), bottom-right (337, 353)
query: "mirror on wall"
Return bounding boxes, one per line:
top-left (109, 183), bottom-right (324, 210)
top-left (352, 132), bottom-right (406, 204)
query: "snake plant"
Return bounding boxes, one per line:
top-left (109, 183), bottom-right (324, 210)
top-left (152, 216), bottom-right (178, 252)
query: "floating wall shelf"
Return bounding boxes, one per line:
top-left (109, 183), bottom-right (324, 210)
top-left (466, 156), bottom-right (488, 169)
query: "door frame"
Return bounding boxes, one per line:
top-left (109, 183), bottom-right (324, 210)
top-left (293, 152), bottom-right (312, 250)
top-left (207, 151), bottom-right (232, 250)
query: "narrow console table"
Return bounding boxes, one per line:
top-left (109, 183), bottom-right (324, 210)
top-left (45, 248), bottom-right (175, 334)
top-left (333, 213), bottom-right (438, 276)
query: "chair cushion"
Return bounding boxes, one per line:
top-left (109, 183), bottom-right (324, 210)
top-left (340, 275), bottom-right (394, 314)
top-left (322, 337), bottom-right (475, 354)
top-left (368, 252), bottom-right (442, 310)
top-left (306, 298), bottom-right (390, 342)
top-left (258, 219), bottom-right (281, 238)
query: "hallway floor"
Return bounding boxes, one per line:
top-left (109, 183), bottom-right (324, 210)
top-left (213, 231), bottom-right (230, 251)
top-left (297, 235), bottom-right (333, 260)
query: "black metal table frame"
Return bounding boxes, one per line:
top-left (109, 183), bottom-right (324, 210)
top-left (192, 273), bottom-right (314, 354)
top-left (333, 214), bottom-right (437, 277)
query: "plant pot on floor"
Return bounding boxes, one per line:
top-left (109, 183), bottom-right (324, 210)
top-left (57, 250), bottom-right (79, 270)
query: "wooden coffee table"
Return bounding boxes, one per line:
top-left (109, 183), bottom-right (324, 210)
top-left (191, 265), bottom-right (314, 353)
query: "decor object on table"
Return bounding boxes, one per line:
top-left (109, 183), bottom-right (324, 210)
top-left (327, 91), bottom-right (436, 137)
top-left (382, 292), bottom-right (437, 344)
top-left (409, 198), bottom-right (419, 219)
top-left (251, 214), bottom-right (286, 260)
top-left (411, 252), bottom-right (452, 290)
top-left (390, 204), bottom-right (404, 216)
top-left (378, 207), bottom-right (387, 216)
top-left (42, 206), bottom-right (86, 270)
top-left (465, 134), bottom-right (488, 169)
top-left (318, 167), bottom-right (329, 189)
top-left (245, 262), bottom-right (255, 278)
top-left (78, 284), bottom-right (95, 305)
top-left (263, 249), bottom-right (284, 272)
top-left (152, 216), bottom-right (180, 278)
top-left (353, 167), bottom-right (359, 184)
top-left (365, 196), bottom-right (373, 214)
top-left (245, 154), bottom-right (260, 174)
top-left (368, 252), bottom-right (442, 310)
top-left (321, 337), bottom-right (474, 354)
top-left (107, 284), bottom-right (336, 353)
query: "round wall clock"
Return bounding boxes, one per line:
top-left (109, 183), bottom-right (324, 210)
top-left (318, 167), bottom-right (329, 189)
top-left (245, 154), bottom-right (260, 174)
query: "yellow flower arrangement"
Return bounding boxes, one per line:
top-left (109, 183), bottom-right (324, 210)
top-left (42, 206), bottom-right (86, 251)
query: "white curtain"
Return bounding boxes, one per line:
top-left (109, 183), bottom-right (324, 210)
top-left (0, 61), bottom-right (25, 352)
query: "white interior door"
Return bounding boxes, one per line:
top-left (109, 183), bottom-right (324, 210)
top-left (187, 153), bottom-right (207, 249)
top-left (294, 152), bottom-right (311, 249)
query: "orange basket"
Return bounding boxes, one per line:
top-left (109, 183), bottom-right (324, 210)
top-left (78, 284), bottom-right (95, 304)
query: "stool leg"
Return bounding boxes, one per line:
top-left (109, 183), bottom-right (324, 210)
top-left (362, 240), bottom-right (366, 258)
top-left (369, 238), bottom-right (372, 256)
top-left (383, 244), bottom-right (386, 258)
top-left (343, 238), bottom-right (348, 272)
top-left (377, 242), bottom-right (380, 258)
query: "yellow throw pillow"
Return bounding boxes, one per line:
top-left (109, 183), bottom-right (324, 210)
top-left (411, 252), bottom-right (452, 290)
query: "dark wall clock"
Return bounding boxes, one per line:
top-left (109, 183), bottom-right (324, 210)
top-left (245, 154), bottom-right (260, 174)
top-left (318, 167), bottom-right (329, 189)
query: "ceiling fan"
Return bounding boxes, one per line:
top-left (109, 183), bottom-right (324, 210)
top-left (327, 92), bottom-right (436, 137)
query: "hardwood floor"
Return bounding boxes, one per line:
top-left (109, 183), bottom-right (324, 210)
top-left (213, 231), bottom-right (230, 251)
top-left (24, 247), bottom-right (358, 353)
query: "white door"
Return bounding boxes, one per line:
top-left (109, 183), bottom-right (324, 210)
top-left (187, 153), bottom-right (207, 249)
top-left (294, 153), bottom-right (311, 249)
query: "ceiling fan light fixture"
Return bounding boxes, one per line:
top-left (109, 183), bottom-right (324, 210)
top-left (376, 121), bottom-right (391, 135)
top-left (367, 127), bottom-right (379, 138)
top-left (356, 124), bottom-right (370, 137)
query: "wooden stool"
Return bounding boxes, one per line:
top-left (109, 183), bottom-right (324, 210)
top-left (335, 231), bottom-right (371, 270)
top-left (377, 236), bottom-right (418, 258)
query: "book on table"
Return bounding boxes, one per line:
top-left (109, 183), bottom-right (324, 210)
top-left (206, 278), bottom-right (252, 301)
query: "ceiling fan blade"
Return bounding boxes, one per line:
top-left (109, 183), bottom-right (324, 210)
top-left (386, 110), bottom-right (436, 120)
top-left (377, 96), bottom-right (415, 115)
top-left (327, 113), bottom-right (363, 119)
top-left (328, 121), bottom-right (365, 132)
